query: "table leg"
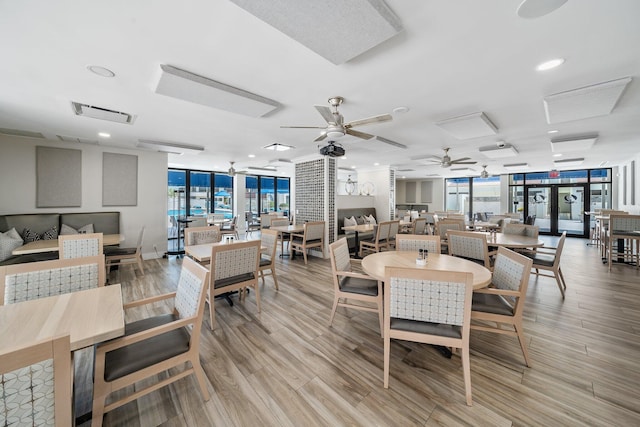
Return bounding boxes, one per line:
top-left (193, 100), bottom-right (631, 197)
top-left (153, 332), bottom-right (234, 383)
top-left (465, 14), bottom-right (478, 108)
top-left (352, 231), bottom-right (361, 259)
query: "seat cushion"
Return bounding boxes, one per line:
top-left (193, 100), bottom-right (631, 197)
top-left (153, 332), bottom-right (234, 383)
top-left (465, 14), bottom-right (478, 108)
top-left (0, 251), bottom-right (59, 266)
top-left (259, 257), bottom-right (271, 267)
top-left (390, 318), bottom-right (462, 339)
top-left (339, 276), bottom-right (378, 296)
top-left (104, 246), bottom-right (137, 256)
top-left (472, 293), bottom-right (514, 316)
top-left (526, 253), bottom-right (555, 267)
top-left (214, 273), bottom-right (255, 289)
top-left (104, 313), bottom-right (190, 381)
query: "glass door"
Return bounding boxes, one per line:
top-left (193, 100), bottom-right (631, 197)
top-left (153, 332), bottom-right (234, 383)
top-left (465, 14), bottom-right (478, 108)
top-left (526, 184), bottom-right (588, 236)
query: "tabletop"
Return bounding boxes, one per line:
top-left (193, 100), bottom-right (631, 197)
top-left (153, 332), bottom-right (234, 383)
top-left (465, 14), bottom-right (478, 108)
top-left (12, 233), bottom-right (123, 255)
top-left (361, 251), bottom-right (491, 289)
top-left (270, 224), bottom-right (305, 234)
top-left (342, 224), bottom-right (376, 233)
top-left (478, 232), bottom-right (544, 248)
top-left (0, 284), bottom-right (125, 353)
top-left (185, 239), bottom-right (267, 263)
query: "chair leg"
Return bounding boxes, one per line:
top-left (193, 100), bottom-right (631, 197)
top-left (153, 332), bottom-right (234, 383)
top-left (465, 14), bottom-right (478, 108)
top-left (554, 270), bottom-right (566, 299)
top-left (271, 268), bottom-right (279, 290)
top-left (383, 334), bottom-right (391, 388)
top-left (253, 284), bottom-right (261, 312)
top-left (91, 393), bottom-right (106, 427)
top-left (329, 296), bottom-right (339, 326)
top-left (192, 357), bottom-right (211, 401)
top-left (259, 269), bottom-right (266, 285)
top-left (137, 254), bottom-right (145, 275)
top-left (208, 296), bottom-right (216, 330)
top-left (558, 267), bottom-right (567, 290)
top-left (514, 323), bottom-right (532, 367)
top-left (303, 249), bottom-right (308, 264)
top-left (461, 347), bottom-right (473, 406)
top-left (377, 296), bottom-right (384, 338)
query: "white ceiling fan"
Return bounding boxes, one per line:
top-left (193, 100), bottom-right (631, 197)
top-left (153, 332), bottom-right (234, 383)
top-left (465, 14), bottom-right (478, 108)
top-left (417, 148), bottom-right (477, 168)
top-left (281, 96), bottom-right (403, 147)
top-left (227, 161), bottom-right (247, 177)
top-left (480, 165), bottom-right (490, 178)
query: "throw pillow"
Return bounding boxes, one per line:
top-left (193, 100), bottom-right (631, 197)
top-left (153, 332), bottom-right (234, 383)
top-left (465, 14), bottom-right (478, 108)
top-left (366, 214), bottom-right (377, 225)
top-left (0, 228), bottom-right (24, 262)
top-left (356, 216), bottom-right (366, 225)
top-left (23, 227), bottom-right (41, 243)
top-left (43, 225), bottom-right (58, 240)
top-left (344, 216), bottom-right (357, 227)
top-left (60, 223), bottom-right (95, 235)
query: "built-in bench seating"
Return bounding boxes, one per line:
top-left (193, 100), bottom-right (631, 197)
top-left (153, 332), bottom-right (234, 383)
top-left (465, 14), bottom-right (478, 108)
top-left (0, 212), bottom-right (120, 266)
top-left (337, 208), bottom-right (377, 252)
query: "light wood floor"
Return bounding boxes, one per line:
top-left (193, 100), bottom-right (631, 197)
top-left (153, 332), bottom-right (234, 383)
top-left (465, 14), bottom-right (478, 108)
top-left (81, 236), bottom-right (640, 426)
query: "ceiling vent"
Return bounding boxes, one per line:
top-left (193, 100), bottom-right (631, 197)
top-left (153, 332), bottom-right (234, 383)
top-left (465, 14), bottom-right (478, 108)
top-left (137, 139), bottom-right (205, 155)
top-left (554, 157), bottom-right (584, 167)
top-left (72, 102), bottom-right (135, 124)
top-left (543, 77), bottom-right (632, 124)
top-left (550, 134), bottom-right (597, 152)
top-left (479, 144), bottom-right (518, 159)
top-left (56, 135), bottom-right (99, 145)
top-left (0, 128), bottom-right (45, 139)
top-left (436, 112), bottom-right (498, 139)
top-left (229, 0), bottom-right (402, 65)
top-left (155, 64), bottom-right (280, 117)
top-left (503, 163), bottom-right (529, 171)
top-left (248, 166), bottom-right (278, 172)
top-left (268, 158), bottom-right (293, 165)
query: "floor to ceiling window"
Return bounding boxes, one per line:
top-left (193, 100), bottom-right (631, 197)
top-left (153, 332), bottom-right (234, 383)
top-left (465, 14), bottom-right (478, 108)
top-left (245, 175), bottom-right (259, 215)
top-left (213, 174), bottom-right (233, 219)
top-left (445, 178), bottom-right (469, 216)
top-left (445, 176), bottom-right (501, 220)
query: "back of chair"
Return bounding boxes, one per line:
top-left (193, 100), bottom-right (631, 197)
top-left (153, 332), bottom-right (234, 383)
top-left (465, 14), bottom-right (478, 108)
top-left (503, 223), bottom-right (539, 238)
top-left (491, 247), bottom-right (533, 305)
top-left (329, 238), bottom-right (352, 274)
top-left (436, 221), bottom-right (461, 239)
top-left (184, 226), bottom-right (221, 246)
top-left (135, 226), bottom-right (145, 251)
top-left (260, 214), bottom-right (273, 228)
top-left (552, 231), bottom-right (567, 268)
top-left (396, 235), bottom-right (441, 253)
top-left (388, 220), bottom-right (400, 240)
top-left (374, 221), bottom-right (392, 243)
top-left (385, 267), bottom-right (472, 330)
top-left (412, 218), bottom-right (427, 235)
top-left (0, 335), bottom-right (72, 426)
top-left (187, 216), bottom-right (207, 228)
top-left (58, 232), bottom-right (103, 258)
top-left (211, 239), bottom-right (260, 283)
top-left (270, 218), bottom-right (289, 228)
top-left (260, 229), bottom-right (279, 261)
top-left (174, 257), bottom-right (210, 325)
top-left (0, 255), bottom-right (106, 305)
top-left (304, 221), bottom-right (325, 241)
top-left (447, 230), bottom-right (491, 268)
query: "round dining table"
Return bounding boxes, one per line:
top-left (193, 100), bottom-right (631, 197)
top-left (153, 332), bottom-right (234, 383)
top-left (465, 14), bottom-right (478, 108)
top-left (361, 251), bottom-right (492, 289)
top-left (479, 232), bottom-right (544, 249)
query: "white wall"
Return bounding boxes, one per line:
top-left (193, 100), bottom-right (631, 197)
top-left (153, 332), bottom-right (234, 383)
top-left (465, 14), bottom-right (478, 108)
top-left (0, 135), bottom-right (167, 259)
top-left (617, 153), bottom-right (640, 214)
top-left (357, 167), bottom-right (392, 221)
top-left (336, 195), bottom-right (374, 209)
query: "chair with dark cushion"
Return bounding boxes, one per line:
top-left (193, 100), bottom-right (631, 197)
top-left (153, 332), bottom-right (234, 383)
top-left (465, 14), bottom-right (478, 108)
top-left (259, 229), bottom-right (279, 290)
top-left (523, 231), bottom-right (567, 299)
top-left (220, 215), bottom-right (239, 240)
top-left (208, 239), bottom-right (261, 329)
top-left (0, 335), bottom-right (72, 427)
top-left (329, 238), bottom-right (383, 336)
top-left (359, 221), bottom-right (391, 257)
top-left (383, 267), bottom-right (474, 406)
top-left (58, 232), bottom-right (103, 258)
top-left (395, 234), bottom-right (441, 254)
top-left (471, 247), bottom-right (533, 366)
top-left (91, 257), bottom-right (210, 427)
top-left (290, 221), bottom-right (326, 264)
top-left (447, 230), bottom-right (493, 269)
top-left (105, 227), bottom-right (145, 276)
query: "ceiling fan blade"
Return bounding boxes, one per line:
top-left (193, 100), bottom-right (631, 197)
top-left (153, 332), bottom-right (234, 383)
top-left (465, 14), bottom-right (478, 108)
top-left (411, 154), bottom-right (442, 161)
top-left (451, 157), bottom-right (471, 162)
top-left (452, 161), bottom-right (477, 165)
top-left (280, 125), bottom-right (326, 129)
top-left (314, 132), bottom-right (328, 142)
top-left (314, 105), bottom-right (335, 124)
top-left (345, 128), bottom-right (374, 140)
top-left (345, 113), bottom-right (392, 128)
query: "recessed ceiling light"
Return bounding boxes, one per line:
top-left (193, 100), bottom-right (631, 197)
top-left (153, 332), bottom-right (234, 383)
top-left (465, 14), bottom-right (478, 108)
top-left (373, 162), bottom-right (380, 166)
top-left (548, 129), bottom-right (559, 134)
top-left (341, 156), bottom-right (347, 160)
top-left (536, 58), bottom-right (565, 71)
top-left (392, 106), bottom-right (409, 114)
top-left (98, 132), bottom-right (111, 138)
top-left (401, 176), bottom-right (406, 179)
top-left (553, 153), bottom-right (563, 157)
top-left (87, 65), bottom-right (115, 77)
top-left (248, 154), bottom-right (255, 158)
top-left (351, 165), bottom-right (356, 169)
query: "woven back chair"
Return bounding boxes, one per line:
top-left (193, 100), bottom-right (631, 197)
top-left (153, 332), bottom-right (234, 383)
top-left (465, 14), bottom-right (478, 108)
top-left (395, 234), bottom-right (441, 254)
top-left (58, 232), bottom-right (103, 258)
top-left (447, 230), bottom-right (492, 269)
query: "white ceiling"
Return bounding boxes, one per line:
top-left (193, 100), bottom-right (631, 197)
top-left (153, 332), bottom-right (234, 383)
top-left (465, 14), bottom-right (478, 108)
top-left (1, 0), bottom-right (639, 179)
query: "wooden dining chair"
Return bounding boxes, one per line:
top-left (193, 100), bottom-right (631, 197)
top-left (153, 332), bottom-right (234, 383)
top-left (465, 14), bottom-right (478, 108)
top-left (270, 218), bottom-right (291, 255)
top-left (259, 229), bottom-right (279, 290)
top-left (290, 221), bottom-right (326, 264)
top-left (471, 247), bottom-right (533, 366)
top-left (359, 221), bottom-right (391, 257)
top-left (1, 335), bottom-right (72, 427)
top-left (503, 223), bottom-right (539, 238)
top-left (386, 220), bottom-right (401, 249)
top-left (58, 232), bottom-right (103, 258)
top-left (409, 217), bottom-right (427, 235)
top-left (383, 267), bottom-right (474, 406)
top-left (607, 214), bottom-right (640, 271)
top-left (91, 257), bottom-right (210, 427)
top-left (329, 238), bottom-right (383, 336)
top-left (395, 234), bottom-right (441, 254)
top-left (523, 231), bottom-right (567, 299)
top-left (447, 230), bottom-right (493, 269)
top-left (105, 227), bottom-right (145, 276)
top-left (0, 255), bottom-right (106, 305)
top-left (435, 221), bottom-right (462, 253)
top-left (220, 215), bottom-right (239, 240)
top-left (207, 239), bottom-right (261, 329)
top-left (184, 225), bottom-right (221, 247)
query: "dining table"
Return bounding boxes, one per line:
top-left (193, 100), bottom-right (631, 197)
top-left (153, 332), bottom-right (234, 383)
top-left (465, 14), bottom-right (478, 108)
top-left (478, 232), bottom-right (544, 249)
top-left (341, 223), bottom-right (376, 258)
top-left (361, 251), bottom-right (492, 289)
top-left (11, 233), bottom-right (123, 255)
top-left (185, 238), bottom-right (266, 264)
top-left (270, 224), bottom-right (305, 257)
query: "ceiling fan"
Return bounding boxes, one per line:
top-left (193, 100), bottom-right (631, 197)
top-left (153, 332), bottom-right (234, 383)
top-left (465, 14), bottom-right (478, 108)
top-left (480, 165), bottom-right (490, 178)
top-left (422, 148), bottom-right (477, 168)
top-left (281, 96), bottom-right (393, 142)
top-left (227, 161), bottom-right (247, 177)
